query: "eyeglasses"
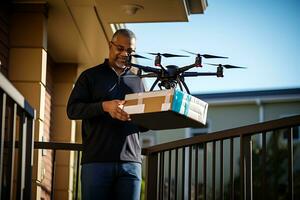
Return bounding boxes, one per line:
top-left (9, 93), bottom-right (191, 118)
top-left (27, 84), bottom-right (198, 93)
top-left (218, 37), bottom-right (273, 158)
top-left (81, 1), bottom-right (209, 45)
top-left (111, 41), bottom-right (135, 54)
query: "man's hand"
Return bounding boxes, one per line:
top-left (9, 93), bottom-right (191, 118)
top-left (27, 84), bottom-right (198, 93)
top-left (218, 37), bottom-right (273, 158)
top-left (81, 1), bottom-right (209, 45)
top-left (102, 100), bottom-right (131, 121)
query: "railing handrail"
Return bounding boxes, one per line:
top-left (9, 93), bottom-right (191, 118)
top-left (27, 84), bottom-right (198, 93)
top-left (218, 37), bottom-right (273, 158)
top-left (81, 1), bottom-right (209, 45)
top-left (142, 114), bottom-right (300, 155)
top-left (0, 72), bottom-right (35, 118)
top-left (34, 141), bottom-right (83, 151)
top-left (33, 141), bottom-right (83, 200)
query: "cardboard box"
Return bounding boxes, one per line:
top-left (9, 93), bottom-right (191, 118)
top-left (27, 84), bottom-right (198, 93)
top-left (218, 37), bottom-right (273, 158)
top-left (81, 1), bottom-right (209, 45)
top-left (123, 89), bottom-right (208, 130)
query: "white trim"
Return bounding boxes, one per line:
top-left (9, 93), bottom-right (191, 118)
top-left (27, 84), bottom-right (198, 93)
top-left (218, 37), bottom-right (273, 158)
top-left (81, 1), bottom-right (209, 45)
top-left (0, 72), bottom-right (25, 109)
top-left (206, 96), bottom-right (300, 106)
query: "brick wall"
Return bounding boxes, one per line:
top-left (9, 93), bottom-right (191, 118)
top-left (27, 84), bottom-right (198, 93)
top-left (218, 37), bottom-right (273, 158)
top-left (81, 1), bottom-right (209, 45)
top-left (39, 56), bottom-right (55, 200)
top-left (0, 3), bottom-right (10, 77)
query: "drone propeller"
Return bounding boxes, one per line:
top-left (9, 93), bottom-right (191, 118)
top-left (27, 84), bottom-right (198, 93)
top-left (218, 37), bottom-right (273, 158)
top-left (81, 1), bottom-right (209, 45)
top-left (148, 53), bottom-right (189, 58)
top-left (205, 63), bottom-right (246, 69)
top-left (182, 50), bottom-right (228, 59)
top-left (131, 54), bottom-right (150, 60)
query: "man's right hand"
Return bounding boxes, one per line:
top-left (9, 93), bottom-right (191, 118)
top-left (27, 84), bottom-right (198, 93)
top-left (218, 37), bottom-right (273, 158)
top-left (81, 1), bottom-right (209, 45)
top-left (102, 100), bottom-right (131, 121)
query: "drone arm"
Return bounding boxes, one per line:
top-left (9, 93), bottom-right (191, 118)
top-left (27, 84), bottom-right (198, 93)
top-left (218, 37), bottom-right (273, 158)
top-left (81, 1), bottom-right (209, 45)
top-left (178, 64), bottom-right (196, 73)
top-left (181, 80), bottom-right (190, 94)
top-left (130, 63), bottom-right (160, 73)
top-left (182, 72), bottom-right (218, 77)
top-left (176, 77), bottom-right (184, 91)
top-left (150, 78), bottom-right (160, 91)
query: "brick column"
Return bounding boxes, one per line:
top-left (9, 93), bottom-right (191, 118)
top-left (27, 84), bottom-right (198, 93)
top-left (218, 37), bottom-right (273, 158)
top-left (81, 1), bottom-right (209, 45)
top-left (8, 2), bottom-right (49, 199)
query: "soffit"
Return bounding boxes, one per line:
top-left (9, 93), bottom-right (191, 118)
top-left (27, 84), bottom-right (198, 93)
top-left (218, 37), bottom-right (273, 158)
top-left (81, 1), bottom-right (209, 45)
top-left (94, 0), bottom-right (189, 23)
top-left (14, 0), bottom-right (207, 70)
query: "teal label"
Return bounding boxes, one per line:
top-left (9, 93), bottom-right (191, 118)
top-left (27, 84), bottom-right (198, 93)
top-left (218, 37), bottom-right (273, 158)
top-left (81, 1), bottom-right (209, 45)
top-left (172, 90), bottom-right (183, 113)
top-left (184, 95), bottom-right (191, 116)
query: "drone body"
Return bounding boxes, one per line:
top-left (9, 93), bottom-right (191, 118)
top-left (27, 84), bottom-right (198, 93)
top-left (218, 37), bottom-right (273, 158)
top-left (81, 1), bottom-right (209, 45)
top-left (128, 52), bottom-right (245, 94)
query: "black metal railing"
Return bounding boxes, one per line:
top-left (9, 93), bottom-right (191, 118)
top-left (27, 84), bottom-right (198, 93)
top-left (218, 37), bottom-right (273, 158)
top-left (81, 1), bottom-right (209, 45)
top-left (3, 71), bottom-right (300, 200)
top-left (34, 141), bottom-right (83, 200)
top-left (0, 72), bottom-right (35, 200)
top-left (142, 115), bottom-right (300, 200)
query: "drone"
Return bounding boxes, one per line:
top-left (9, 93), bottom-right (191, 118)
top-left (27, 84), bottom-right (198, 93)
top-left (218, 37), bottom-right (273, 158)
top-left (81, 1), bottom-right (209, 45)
top-left (127, 51), bottom-right (246, 94)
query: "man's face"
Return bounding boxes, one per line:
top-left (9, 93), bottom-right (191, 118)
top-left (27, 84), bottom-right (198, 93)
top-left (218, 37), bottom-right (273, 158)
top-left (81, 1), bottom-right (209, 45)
top-left (109, 35), bottom-right (136, 72)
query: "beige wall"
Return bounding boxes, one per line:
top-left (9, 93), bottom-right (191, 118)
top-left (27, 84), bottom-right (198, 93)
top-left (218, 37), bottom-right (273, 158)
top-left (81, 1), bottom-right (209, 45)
top-left (51, 62), bottom-right (77, 200)
top-left (264, 101), bottom-right (300, 120)
top-left (8, 3), bottom-right (49, 199)
top-left (208, 104), bottom-right (259, 132)
top-left (8, 3), bottom-right (79, 199)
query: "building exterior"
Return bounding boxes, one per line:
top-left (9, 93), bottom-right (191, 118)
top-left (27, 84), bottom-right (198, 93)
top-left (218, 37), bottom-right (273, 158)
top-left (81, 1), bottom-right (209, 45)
top-left (142, 88), bottom-right (300, 145)
top-left (2, 0), bottom-right (299, 199)
top-left (0, 0), bottom-right (208, 199)
top-left (139, 88), bottom-right (300, 199)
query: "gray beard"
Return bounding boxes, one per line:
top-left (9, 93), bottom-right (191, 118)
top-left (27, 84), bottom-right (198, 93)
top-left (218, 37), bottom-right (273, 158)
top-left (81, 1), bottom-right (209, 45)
top-left (115, 61), bottom-right (126, 69)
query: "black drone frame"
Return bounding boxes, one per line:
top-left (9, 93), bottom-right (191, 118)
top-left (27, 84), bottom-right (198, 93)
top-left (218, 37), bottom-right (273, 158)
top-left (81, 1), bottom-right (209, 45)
top-left (127, 52), bottom-right (245, 94)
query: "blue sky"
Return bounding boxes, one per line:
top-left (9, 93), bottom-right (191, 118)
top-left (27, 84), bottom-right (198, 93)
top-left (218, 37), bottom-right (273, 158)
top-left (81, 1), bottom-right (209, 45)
top-left (127, 0), bottom-right (300, 94)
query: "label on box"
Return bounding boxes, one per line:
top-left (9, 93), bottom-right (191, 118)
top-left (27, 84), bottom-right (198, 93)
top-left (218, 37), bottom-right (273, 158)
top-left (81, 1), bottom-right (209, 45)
top-left (161, 103), bottom-right (171, 111)
top-left (123, 104), bottom-right (145, 114)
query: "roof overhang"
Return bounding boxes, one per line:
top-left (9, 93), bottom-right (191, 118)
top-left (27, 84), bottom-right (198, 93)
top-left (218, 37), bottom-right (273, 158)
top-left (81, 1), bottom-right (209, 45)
top-left (194, 88), bottom-right (300, 106)
top-left (12, 0), bottom-right (208, 71)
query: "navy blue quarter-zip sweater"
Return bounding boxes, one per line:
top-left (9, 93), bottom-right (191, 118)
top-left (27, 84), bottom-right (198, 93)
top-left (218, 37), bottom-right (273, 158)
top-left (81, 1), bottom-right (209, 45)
top-left (67, 59), bottom-right (145, 164)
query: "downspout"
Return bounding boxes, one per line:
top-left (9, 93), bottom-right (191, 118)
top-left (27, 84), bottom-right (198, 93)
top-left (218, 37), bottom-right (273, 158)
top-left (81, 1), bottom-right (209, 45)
top-left (256, 98), bottom-right (264, 148)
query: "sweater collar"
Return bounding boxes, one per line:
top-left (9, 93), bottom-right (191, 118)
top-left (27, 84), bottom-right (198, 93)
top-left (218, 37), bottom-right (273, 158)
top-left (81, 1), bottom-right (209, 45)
top-left (104, 59), bottom-right (130, 77)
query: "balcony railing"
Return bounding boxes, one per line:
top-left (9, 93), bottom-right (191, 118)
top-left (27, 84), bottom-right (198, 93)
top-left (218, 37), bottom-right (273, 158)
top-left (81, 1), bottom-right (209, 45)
top-left (142, 115), bottom-right (300, 200)
top-left (29, 115), bottom-right (300, 200)
top-left (2, 71), bottom-right (300, 200)
top-left (33, 142), bottom-right (83, 200)
top-left (0, 73), bottom-right (35, 199)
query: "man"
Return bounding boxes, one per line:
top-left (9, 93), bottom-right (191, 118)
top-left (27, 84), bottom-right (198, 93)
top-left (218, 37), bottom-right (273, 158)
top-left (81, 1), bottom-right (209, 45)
top-left (67, 29), bottom-right (146, 200)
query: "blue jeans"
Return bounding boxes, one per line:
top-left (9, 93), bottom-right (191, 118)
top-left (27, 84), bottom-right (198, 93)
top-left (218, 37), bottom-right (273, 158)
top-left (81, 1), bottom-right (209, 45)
top-left (81, 162), bottom-right (141, 200)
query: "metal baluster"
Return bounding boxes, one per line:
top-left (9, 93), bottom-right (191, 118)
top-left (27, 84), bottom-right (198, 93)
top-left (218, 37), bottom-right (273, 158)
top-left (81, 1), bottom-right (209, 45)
top-left (188, 146), bottom-right (192, 200)
top-left (212, 141), bottom-right (216, 200)
top-left (160, 151), bottom-right (165, 200)
top-left (240, 135), bottom-right (244, 200)
top-left (262, 132), bottom-right (267, 200)
top-left (75, 150), bottom-right (80, 200)
top-left (230, 138), bottom-right (234, 200)
top-left (24, 117), bottom-right (34, 200)
top-left (204, 143), bottom-right (207, 200)
top-left (175, 148), bottom-right (178, 200)
top-left (51, 149), bottom-right (57, 200)
top-left (0, 93), bottom-right (6, 198)
top-left (168, 150), bottom-right (172, 200)
top-left (220, 140), bottom-right (224, 200)
top-left (288, 127), bottom-right (294, 200)
top-left (16, 111), bottom-right (26, 200)
top-left (158, 152), bottom-right (163, 199)
top-left (182, 147), bottom-right (185, 200)
top-left (7, 103), bottom-right (17, 199)
top-left (195, 145), bottom-right (198, 200)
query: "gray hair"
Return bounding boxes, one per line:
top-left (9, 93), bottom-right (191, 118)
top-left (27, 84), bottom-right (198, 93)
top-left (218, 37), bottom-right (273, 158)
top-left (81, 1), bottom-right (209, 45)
top-left (111, 29), bottom-right (136, 41)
